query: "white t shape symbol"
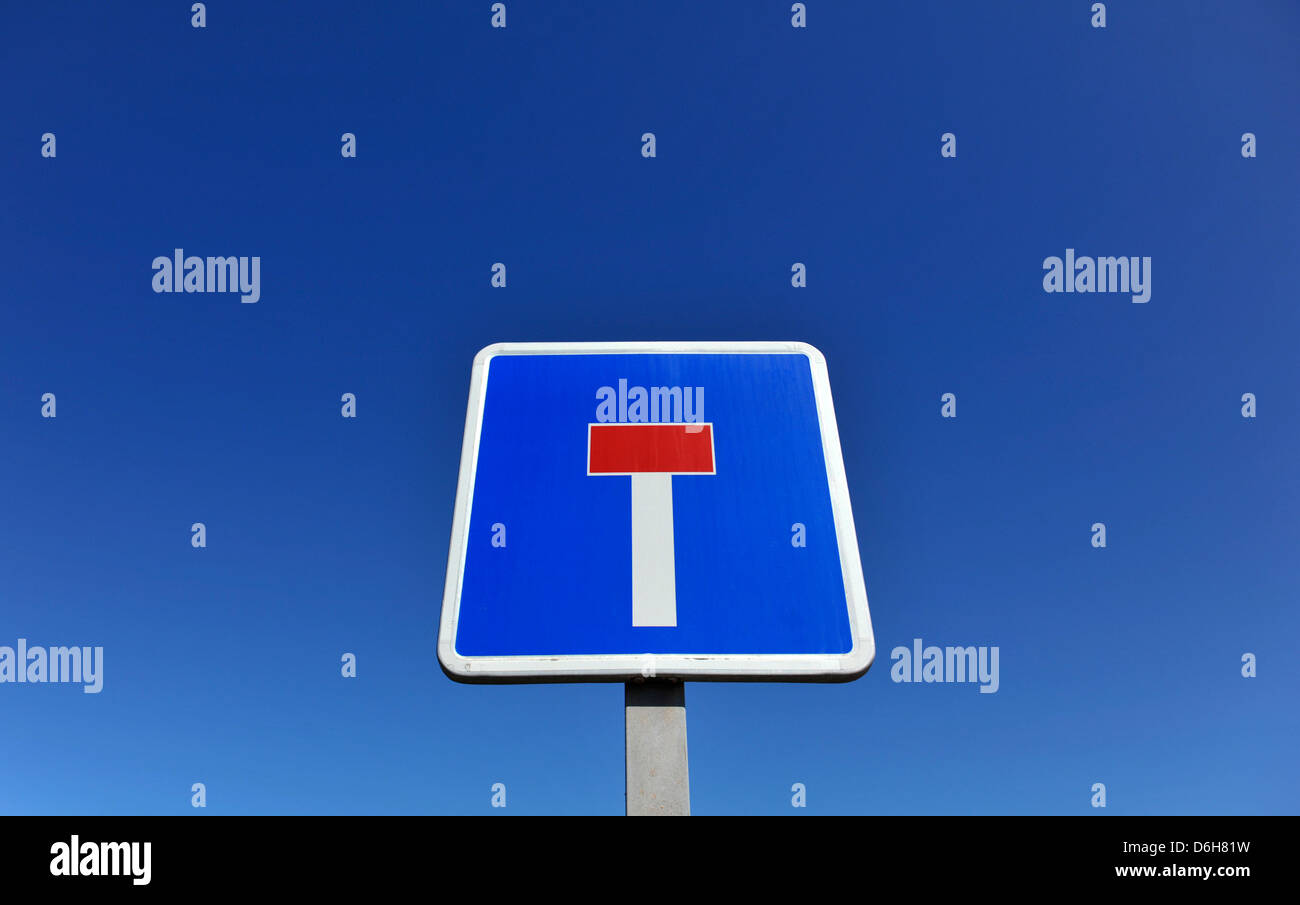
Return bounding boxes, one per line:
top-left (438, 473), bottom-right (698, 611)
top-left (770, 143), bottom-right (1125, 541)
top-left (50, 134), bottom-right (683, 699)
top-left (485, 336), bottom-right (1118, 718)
top-left (587, 422), bottom-right (716, 627)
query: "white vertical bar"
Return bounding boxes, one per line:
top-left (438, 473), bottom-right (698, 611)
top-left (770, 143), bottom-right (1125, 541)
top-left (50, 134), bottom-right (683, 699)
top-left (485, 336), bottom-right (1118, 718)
top-left (630, 472), bottom-right (676, 627)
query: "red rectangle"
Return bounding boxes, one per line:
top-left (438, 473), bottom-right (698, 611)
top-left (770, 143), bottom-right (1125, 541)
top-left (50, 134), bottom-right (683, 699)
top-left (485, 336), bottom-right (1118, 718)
top-left (588, 423), bottom-right (715, 474)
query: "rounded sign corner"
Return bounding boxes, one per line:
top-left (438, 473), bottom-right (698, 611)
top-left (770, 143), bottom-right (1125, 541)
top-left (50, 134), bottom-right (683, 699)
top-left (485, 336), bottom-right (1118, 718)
top-left (787, 340), bottom-right (827, 369)
top-left (835, 635), bottom-right (876, 682)
top-left (436, 639), bottom-right (479, 684)
top-left (472, 342), bottom-right (510, 370)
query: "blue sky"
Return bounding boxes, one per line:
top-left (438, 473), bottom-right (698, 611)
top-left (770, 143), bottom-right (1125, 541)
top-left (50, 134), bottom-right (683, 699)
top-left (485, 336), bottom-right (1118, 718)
top-left (1, 1), bottom-right (1297, 815)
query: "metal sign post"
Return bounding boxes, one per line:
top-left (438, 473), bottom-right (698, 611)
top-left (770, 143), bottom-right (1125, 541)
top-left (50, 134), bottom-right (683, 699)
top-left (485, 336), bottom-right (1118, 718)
top-left (438, 342), bottom-right (876, 815)
top-left (625, 680), bottom-right (689, 816)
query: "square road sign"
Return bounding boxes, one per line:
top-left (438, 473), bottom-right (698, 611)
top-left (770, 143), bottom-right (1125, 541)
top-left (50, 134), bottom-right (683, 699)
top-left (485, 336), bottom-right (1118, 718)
top-left (437, 341), bottom-right (875, 682)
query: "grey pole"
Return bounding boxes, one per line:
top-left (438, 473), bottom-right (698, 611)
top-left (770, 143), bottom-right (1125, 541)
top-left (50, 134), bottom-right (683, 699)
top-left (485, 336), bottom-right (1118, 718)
top-left (625, 680), bottom-right (690, 816)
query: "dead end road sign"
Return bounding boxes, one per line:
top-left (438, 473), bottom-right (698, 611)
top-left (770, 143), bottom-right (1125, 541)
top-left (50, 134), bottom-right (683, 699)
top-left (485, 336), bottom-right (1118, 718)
top-left (437, 341), bottom-right (875, 683)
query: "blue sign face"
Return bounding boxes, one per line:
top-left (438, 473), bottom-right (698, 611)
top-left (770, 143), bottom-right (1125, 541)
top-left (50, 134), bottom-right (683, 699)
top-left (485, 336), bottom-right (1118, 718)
top-left (438, 342), bottom-right (874, 682)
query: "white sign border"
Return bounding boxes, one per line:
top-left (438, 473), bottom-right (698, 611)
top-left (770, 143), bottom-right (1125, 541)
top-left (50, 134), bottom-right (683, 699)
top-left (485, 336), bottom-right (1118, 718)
top-left (437, 341), bottom-right (875, 683)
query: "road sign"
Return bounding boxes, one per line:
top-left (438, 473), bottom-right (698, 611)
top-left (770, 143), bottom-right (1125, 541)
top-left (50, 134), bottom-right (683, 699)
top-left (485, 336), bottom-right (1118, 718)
top-left (437, 341), bottom-right (875, 682)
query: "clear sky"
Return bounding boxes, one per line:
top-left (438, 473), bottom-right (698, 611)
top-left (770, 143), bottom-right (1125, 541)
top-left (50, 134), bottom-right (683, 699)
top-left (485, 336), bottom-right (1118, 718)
top-left (1, 1), bottom-right (1297, 815)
